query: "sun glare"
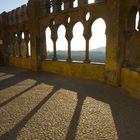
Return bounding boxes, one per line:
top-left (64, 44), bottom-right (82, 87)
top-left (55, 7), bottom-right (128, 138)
top-left (135, 11), bottom-right (139, 31)
top-left (90, 18), bottom-right (106, 49)
top-left (88, 0), bottom-right (95, 4)
top-left (71, 22), bottom-right (85, 51)
top-left (46, 19), bottom-right (106, 52)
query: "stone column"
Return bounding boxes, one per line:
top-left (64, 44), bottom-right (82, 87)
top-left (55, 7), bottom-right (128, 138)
top-left (69, 0), bottom-right (74, 8)
top-left (11, 33), bottom-right (15, 56)
top-left (40, 28), bottom-right (47, 60)
top-left (78, 0), bottom-right (85, 6)
top-left (17, 31), bottom-right (22, 57)
top-left (138, 11), bottom-right (140, 30)
top-left (28, 0), bottom-right (41, 71)
top-left (66, 27), bottom-right (73, 62)
top-left (64, 0), bottom-right (70, 9)
top-left (105, 1), bottom-right (123, 86)
top-left (1, 12), bottom-right (9, 65)
top-left (84, 0), bottom-right (87, 5)
top-left (52, 0), bottom-right (57, 12)
top-left (8, 33), bottom-right (13, 56)
top-left (46, 0), bottom-right (51, 14)
top-left (64, 0), bottom-right (75, 9)
top-left (40, 0), bottom-right (51, 16)
top-left (57, 0), bottom-right (62, 11)
top-left (24, 31), bottom-right (30, 57)
top-left (51, 27), bottom-right (57, 60)
top-left (83, 30), bottom-right (91, 63)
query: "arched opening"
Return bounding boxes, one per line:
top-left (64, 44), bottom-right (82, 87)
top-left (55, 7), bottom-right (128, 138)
top-left (89, 18), bottom-right (106, 63)
top-left (135, 11), bottom-right (140, 31)
top-left (28, 34), bottom-right (31, 57)
top-left (45, 27), bottom-right (53, 59)
top-left (71, 22), bottom-right (85, 62)
top-left (61, 2), bottom-right (64, 10)
top-left (88, 0), bottom-right (95, 4)
top-left (21, 32), bottom-right (27, 57)
top-left (127, 7), bottom-right (138, 31)
top-left (14, 33), bottom-right (19, 57)
top-left (50, 5), bottom-right (53, 13)
top-left (73, 0), bottom-right (78, 8)
top-left (21, 32), bottom-right (24, 39)
top-left (28, 41), bottom-right (31, 56)
top-left (56, 25), bottom-right (68, 60)
top-left (85, 12), bottom-right (90, 21)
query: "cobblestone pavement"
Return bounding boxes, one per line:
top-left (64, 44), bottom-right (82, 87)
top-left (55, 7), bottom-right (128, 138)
top-left (0, 67), bottom-right (140, 140)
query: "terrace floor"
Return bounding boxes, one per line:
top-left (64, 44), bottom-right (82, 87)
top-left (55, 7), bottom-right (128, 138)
top-left (0, 66), bottom-right (140, 140)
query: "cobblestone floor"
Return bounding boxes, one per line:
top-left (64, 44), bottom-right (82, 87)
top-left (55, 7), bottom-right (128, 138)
top-left (0, 66), bottom-right (140, 140)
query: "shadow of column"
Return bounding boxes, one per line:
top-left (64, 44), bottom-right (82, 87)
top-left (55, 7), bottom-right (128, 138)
top-left (0, 86), bottom-right (59, 140)
top-left (0, 71), bottom-right (30, 90)
top-left (0, 73), bottom-right (7, 77)
top-left (0, 82), bottom-right (38, 108)
top-left (65, 94), bottom-right (86, 140)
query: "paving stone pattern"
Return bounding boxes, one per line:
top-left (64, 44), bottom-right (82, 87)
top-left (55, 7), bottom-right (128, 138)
top-left (0, 67), bottom-right (140, 140)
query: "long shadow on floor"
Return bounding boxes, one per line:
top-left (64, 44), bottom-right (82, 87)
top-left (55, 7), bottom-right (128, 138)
top-left (0, 70), bottom-right (31, 91)
top-left (0, 67), bottom-right (140, 140)
top-left (0, 82), bottom-right (38, 108)
top-left (65, 94), bottom-right (86, 140)
top-left (34, 70), bottom-right (140, 140)
top-left (31, 71), bottom-right (140, 140)
top-left (63, 81), bottom-right (140, 140)
top-left (0, 73), bottom-right (8, 77)
top-left (63, 80), bottom-right (140, 140)
top-left (0, 86), bottom-right (59, 140)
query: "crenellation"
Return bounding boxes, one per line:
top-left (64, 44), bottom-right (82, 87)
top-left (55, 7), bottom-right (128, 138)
top-left (6, 5), bottom-right (28, 26)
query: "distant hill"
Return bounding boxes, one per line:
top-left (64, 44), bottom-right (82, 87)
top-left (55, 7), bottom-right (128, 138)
top-left (47, 47), bottom-right (106, 63)
top-left (92, 47), bottom-right (106, 52)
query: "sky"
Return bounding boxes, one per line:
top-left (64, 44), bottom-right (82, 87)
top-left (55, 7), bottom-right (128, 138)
top-left (0, 0), bottom-right (28, 13)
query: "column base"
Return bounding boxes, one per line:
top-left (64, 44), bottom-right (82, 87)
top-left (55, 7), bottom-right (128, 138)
top-left (84, 59), bottom-right (90, 63)
top-left (52, 57), bottom-right (57, 61)
top-left (67, 58), bottom-right (72, 62)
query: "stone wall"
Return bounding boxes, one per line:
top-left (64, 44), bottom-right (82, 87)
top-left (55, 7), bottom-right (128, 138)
top-left (0, 0), bottom-right (140, 99)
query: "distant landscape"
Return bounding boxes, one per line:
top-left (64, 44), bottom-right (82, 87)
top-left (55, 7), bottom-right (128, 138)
top-left (47, 47), bottom-right (106, 63)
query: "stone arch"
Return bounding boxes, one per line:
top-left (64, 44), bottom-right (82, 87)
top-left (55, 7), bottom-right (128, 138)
top-left (56, 24), bottom-right (68, 60)
top-left (89, 18), bottom-right (106, 63)
top-left (73, 0), bottom-right (78, 8)
top-left (45, 26), bottom-right (53, 60)
top-left (71, 21), bottom-right (85, 62)
top-left (135, 11), bottom-right (140, 31)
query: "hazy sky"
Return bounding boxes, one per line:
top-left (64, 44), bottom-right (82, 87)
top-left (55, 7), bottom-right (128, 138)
top-left (0, 0), bottom-right (28, 13)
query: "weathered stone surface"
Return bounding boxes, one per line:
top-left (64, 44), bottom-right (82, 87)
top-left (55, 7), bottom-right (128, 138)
top-left (0, 67), bottom-right (140, 140)
top-left (0, 0), bottom-right (140, 113)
